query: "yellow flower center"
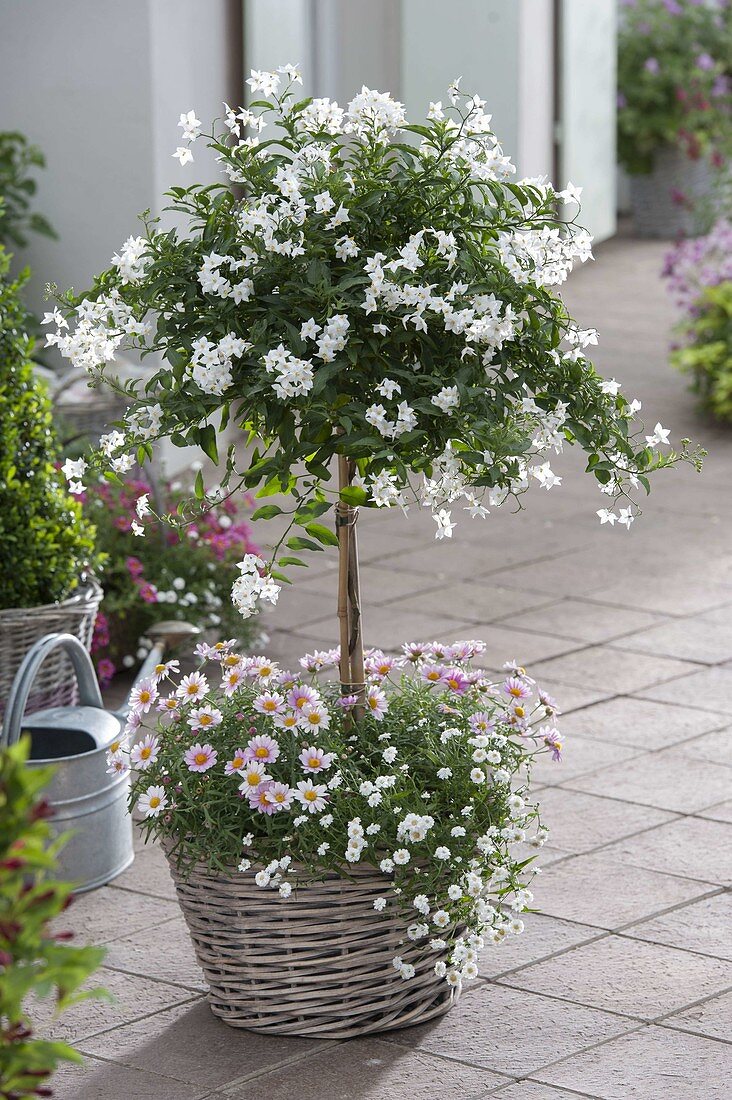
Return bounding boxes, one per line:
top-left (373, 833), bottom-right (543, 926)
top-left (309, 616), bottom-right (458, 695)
top-left (426, 671), bottom-right (440, 681)
top-left (165, 699), bottom-right (177, 709)
top-left (194, 752), bottom-right (208, 765)
top-left (274, 791), bottom-right (286, 803)
top-left (110, 738), bottom-right (122, 753)
top-left (514, 706), bottom-right (525, 718)
top-left (246, 772), bottom-right (260, 785)
top-left (140, 746), bottom-right (151, 759)
top-left (308, 756), bottom-right (320, 768)
top-left (187, 684), bottom-right (198, 695)
top-left (308, 713), bottom-right (321, 724)
top-left (509, 686), bottom-right (522, 697)
top-left (224, 654), bottom-right (241, 667)
top-left (255, 746), bottom-right (269, 758)
top-left (199, 714), bottom-right (212, 725)
top-left (149, 795), bottom-right (161, 809)
top-left (283, 715), bottom-right (297, 727)
top-left (263, 700), bottom-right (277, 711)
top-left (258, 666), bottom-right (273, 678)
top-left (232, 756), bottom-right (244, 769)
top-left (139, 690), bottom-right (151, 704)
top-left (304, 789), bottom-right (318, 802)
top-left (155, 664), bottom-right (166, 675)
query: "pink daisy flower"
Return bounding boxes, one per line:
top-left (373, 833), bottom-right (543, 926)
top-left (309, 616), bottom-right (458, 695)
top-left (253, 691), bottom-right (285, 716)
top-left (298, 746), bottom-right (336, 773)
top-left (365, 653), bottom-right (400, 679)
top-left (129, 677), bottom-right (158, 714)
top-left (273, 710), bottom-right (300, 732)
top-left (222, 667), bottom-right (245, 696)
top-left (297, 703), bottom-right (331, 733)
top-left (421, 663), bottom-right (445, 685)
top-left (238, 762), bottom-right (271, 792)
top-left (402, 642), bottom-right (428, 663)
top-left (184, 743), bottom-right (218, 772)
top-left (469, 711), bottom-right (495, 734)
top-left (156, 694), bottom-right (181, 716)
top-left (130, 734), bottom-right (159, 770)
top-left (188, 705), bottom-right (223, 732)
top-left (287, 684), bottom-right (320, 711)
top-left (248, 656), bottom-right (279, 683)
top-left (294, 779), bottom-right (329, 813)
top-left (176, 671), bottom-right (209, 703)
top-left (337, 694), bottom-right (359, 709)
top-left (365, 686), bottom-right (388, 720)
top-left (442, 668), bottom-right (469, 695)
top-left (264, 782), bottom-right (294, 811)
top-left (244, 733), bottom-right (280, 765)
top-left (225, 749), bottom-right (248, 776)
top-left (248, 781), bottom-right (279, 815)
top-left (504, 676), bottom-right (531, 700)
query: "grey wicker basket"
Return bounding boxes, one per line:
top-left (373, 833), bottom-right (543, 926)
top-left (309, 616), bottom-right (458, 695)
top-left (0, 576), bottom-right (102, 719)
top-left (166, 853), bottom-right (460, 1039)
top-left (630, 148), bottom-right (716, 238)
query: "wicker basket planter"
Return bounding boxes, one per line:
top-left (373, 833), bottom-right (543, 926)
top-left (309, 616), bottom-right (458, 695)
top-left (0, 576), bottom-right (102, 719)
top-left (630, 148), bottom-right (717, 239)
top-left (166, 853), bottom-right (460, 1039)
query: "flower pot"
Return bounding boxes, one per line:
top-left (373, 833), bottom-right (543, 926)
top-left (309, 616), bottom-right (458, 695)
top-left (0, 576), bottom-right (102, 720)
top-left (165, 852), bottom-right (459, 1039)
top-left (630, 148), bottom-right (718, 239)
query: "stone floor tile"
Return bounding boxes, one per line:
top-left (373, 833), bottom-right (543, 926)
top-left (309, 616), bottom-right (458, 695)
top-left (542, 682), bottom-right (618, 714)
top-left (477, 913), bottom-right (601, 979)
top-left (568, 746), bottom-right (732, 813)
top-left (81, 999), bottom-right (325, 1089)
top-left (504, 598), bottom-right (664, 645)
top-left (386, 983), bottom-right (634, 1078)
top-left (466, 624), bottom-right (582, 667)
top-left (639, 665), bottom-right (732, 712)
top-left (294, 605), bottom-right (477, 648)
top-left (211, 1037), bottom-right (507, 1099)
top-left (534, 788), bottom-right (676, 854)
top-left (533, 1025), bottom-right (731, 1099)
top-left (624, 893), bottom-right (732, 960)
top-left (103, 914), bottom-right (207, 991)
top-left (504, 935), bottom-right (732, 1021)
top-left (53, 883), bottom-right (179, 947)
top-left (530, 646), bottom-right (697, 696)
top-left (110, 841), bottom-right (177, 901)
top-left (483, 550), bottom-right (621, 599)
top-left (602, 817), bottom-right (732, 885)
top-left (560, 696), bottom-right (726, 750)
top-left (589, 577), bottom-right (732, 617)
top-left (50, 1055), bottom-right (210, 1100)
top-left (698, 799), bottom-right (732, 823)
top-left (35, 966), bottom-right (196, 1043)
top-left (492, 1084), bottom-right (598, 1100)
top-left (612, 613), bottom-right (732, 665)
top-left (679, 725), bottom-right (732, 766)
top-left (527, 734), bottom-right (642, 788)
top-left (388, 582), bottom-right (556, 625)
top-left (663, 989), bottom-right (732, 1043)
top-left (533, 851), bottom-right (712, 929)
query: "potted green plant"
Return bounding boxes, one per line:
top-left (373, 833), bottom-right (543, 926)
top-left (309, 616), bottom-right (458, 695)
top-left (0, 737), bottom-right (105, 1097)
top-left (48, 67), bottom-right (701, 1035)
top-left (617, 0), bottom-right (732, 238)
top-left (0, 247), bottom-right (99, 718)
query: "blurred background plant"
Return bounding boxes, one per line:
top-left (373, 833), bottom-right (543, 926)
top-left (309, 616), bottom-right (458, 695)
top-left (0, 246), bottom-right (97, 611)
top-left (0, 132), bottom-right (56, 252)
top-left (617, 0), bottom-right (732, 177)
top-left (0, 737), bottom-right (105, 1099)
top-left (82, 474), bottom-right (262, 685)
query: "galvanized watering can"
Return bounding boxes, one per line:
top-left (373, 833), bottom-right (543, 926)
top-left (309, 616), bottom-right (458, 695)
top-left (1, 621), bottom-right (198, 893)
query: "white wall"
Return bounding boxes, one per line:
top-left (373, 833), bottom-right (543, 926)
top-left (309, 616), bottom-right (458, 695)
top-left (0, 0), bottom-right (237, 317)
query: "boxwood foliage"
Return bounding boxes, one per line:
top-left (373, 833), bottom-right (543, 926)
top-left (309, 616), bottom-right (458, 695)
top-left (0, 248), bottom-right (95, 609)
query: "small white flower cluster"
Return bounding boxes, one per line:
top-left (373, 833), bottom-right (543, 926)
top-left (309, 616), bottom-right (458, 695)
top-left (198, 252), bottom-right (254, 303)
top-left (190, 333), bottom-right (250, 395)
top-left (262, 343), bottom-right (314, 399)
top-left (231, 554), bottom-right (281, 619)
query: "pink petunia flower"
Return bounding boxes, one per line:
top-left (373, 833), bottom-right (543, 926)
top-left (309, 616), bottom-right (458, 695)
top-left (184, 743), bottom-right (218, 773)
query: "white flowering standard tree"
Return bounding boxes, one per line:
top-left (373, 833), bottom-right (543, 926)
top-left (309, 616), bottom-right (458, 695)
top-left (46, 68), bottom-right (704, 1034)
top-left (49, 67), bottom-right (700, 711)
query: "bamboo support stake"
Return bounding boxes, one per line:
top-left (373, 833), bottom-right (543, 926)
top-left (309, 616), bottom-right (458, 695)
top-left (336, 453), bottom-right (365, 717)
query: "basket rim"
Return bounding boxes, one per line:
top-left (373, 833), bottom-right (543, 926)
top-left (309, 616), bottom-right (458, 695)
top-left (0, 573), bottom-right (103, 621)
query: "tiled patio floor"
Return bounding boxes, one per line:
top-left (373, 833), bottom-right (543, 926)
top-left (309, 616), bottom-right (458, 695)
top-left (51, 237), bottom-right (732, 1098)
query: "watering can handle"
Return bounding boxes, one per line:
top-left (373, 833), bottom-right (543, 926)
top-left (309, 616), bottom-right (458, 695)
top-left (1, 632), bottom-right (104, 749)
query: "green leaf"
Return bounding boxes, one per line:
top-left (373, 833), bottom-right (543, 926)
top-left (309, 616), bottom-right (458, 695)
top-left (286, 536), bottom-right (324, 553)
top-left (194, 469), bottom-right (204, 499)
top-left (305, 522), bottom-right (339, 547)
top-left (199, 424), bottom-right (219, 464)
top-left (339, 486), bottom-right (369, 506)
top-left (251, 504), bottom-right (284, 521)
top-left (278, 555), bottom-right (308, 567)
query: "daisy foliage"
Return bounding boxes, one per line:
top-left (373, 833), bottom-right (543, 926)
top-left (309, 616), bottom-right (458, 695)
top-left (117, 638), bottom-right (561, 988)
top-left (47, 66), bottom-right (702, 617)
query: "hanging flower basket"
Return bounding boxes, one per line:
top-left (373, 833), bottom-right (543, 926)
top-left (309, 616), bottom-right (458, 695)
top-left (0, 576), bottom-right (102, 719)
top-left (166, 854), bottom-right (457, 1038)
top-left (629, 147), bottom-right (719, 239)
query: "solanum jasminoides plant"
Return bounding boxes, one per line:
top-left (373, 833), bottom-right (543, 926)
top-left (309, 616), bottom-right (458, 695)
top-left (48, 64), bottom-right (701, 697)
top-left (114, 639), bottom-right (560, 988)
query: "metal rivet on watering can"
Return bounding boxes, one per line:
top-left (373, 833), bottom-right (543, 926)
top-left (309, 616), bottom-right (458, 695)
top-left (1, 632), bottom-right (134, 893)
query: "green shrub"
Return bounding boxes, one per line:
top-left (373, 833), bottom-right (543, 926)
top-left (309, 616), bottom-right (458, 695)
top-left (0, 132), bottom-right (56, 251)
top-left (671, 281), bottom-right (732, 420)
top-left (0, 738), bottom-right (105, 1099)
top-left (0, 247), bottom-right (96, 609)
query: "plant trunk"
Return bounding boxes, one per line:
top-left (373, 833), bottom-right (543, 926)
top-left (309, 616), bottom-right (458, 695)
top-left (336, 454), bottom-right (365, 718)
